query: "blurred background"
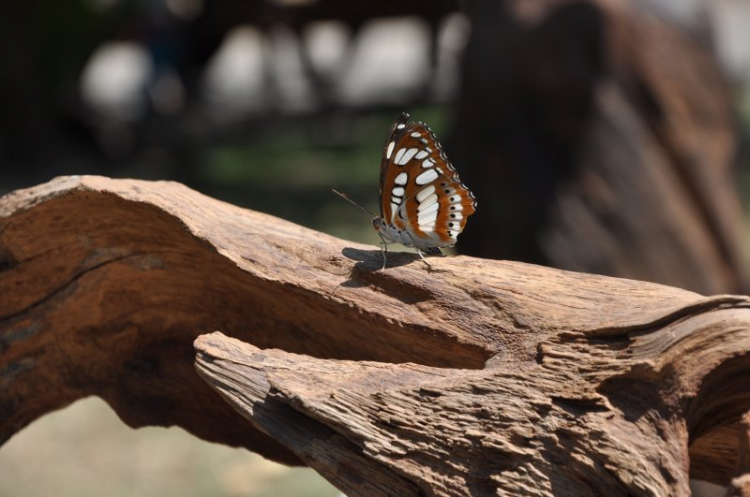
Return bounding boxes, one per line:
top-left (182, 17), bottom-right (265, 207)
top-left (1, 0), bottom-right (749, 495)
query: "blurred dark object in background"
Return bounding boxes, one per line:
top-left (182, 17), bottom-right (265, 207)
top-left (0, 0), bottom-right (747, 298)
top-left (449, 0), bottom-right (748, 295)
top-left (0, 0), bottom-right (462, 191)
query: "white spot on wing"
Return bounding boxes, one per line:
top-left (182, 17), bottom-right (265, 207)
top-left (390, 202), bottom-right (399, 214)
top-left (397, 123), bottom-right (406, 129)
top-left (410, 132), bottom-right (421, 138)
top-left (416, 169), bottom-right (439, 185)
top-left (392, 186), bottom-right (405, 196)
top-left (391, 196), bottom-right (401, 204)
top-left (415, 150), bottom-right (429, 160)
top-left (394, 148), bottom-right (406, 164)
top-left (419, 200), bottom-right (439, 215)
top-left (386, 141), bottom-right (395, 159)
top-left (394, 172), bottom-right (408, 185)
top-left (422, 158), bottom-right (435, 168)
top-left (396, 148), bottom-right (418, 165)
top-left (418, 210), bottom-right (438, 226)
top-left (418, 194), bottom-right (438, 208)
top-left (416, 185), bottom-right (435, 203)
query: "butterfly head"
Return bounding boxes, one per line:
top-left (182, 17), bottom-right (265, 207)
top-left (372, 217), bottom-right (386, 232)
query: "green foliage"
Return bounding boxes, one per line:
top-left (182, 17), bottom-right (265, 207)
top-left (196, 106), bottom-right (450, 244)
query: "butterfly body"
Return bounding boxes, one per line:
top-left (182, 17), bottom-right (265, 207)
top-left (373, 218), bottom-right (446, 253)
top-left (374, 113), bottom-right (477, 262)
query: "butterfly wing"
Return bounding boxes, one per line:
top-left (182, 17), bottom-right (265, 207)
top-left (379, 113), bottom-right (414, 222)
top-left (380, 113), bottom-right (477, 248)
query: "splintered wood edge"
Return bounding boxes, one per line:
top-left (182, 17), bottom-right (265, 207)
top-left (194, 333), bottom-right (426, 496)
top-left (2, 175), bottom-right (749, 487)
top-left (728, 412), bottom-right (750, 497)
top-left (195, 310), bottom-right (750, 496)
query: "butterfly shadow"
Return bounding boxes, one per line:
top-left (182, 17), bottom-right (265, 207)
top-left (340, 246), bottom-right (443, 285)
top-left (342, 247), bottom-right (417, 273)
top-left (334, 247), bottom-right (445, 305)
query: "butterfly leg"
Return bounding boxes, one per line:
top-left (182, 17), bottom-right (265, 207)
top-left (378, 233), bottom-right (389, 270)
top-left (414, 248), bottom-right (433, 270)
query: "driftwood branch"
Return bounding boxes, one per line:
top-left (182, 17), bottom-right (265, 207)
top-left (195, 301), bottom-right (750, 495)
top-left (2, 176), bottom-right (750, 495)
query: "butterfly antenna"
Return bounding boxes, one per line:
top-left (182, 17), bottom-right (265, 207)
top-left (331, 189), bottom-right (378, 218)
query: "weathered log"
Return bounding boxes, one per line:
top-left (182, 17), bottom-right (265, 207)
top-left (194, 301), bottom-right (750, 495)
top-left (728, 412), bottom-right (750, 497)
top-left (2, 176), bottom-right (749, 495)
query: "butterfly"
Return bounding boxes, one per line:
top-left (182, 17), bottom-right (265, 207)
top-left (335, 113), bottom-right (477, 269)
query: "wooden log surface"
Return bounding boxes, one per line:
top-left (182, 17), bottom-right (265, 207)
top-left (728, 412), bottom-right (750, 496)
top-left (2, 176), bottom-right (750, 495)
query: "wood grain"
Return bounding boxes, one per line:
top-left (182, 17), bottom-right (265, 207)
top-left (2, 176), bottom-right (749, 494)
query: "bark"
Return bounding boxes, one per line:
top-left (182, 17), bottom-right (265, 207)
top-left (1, 176), bottom-right (749, 495)
top-left (195, 301), bottom-right (750, 495)
top-left (728, 412), bottom-right (750, 497)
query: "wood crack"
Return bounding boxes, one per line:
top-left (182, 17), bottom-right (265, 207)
top-left (0, 176), bottom-right (748, 494)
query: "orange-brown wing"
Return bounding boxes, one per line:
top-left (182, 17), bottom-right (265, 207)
top-left (379, 112), bottom-right (423, 222)
top-left (381, 116), bottom-right (476, 247)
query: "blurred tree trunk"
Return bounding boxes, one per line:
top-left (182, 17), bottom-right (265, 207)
top-left (449, 0), bottom-right (746, 295)
top-left (0, 1), bottom-right (115, 191)
top-left (0, 3), bottom-right (65, 183)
